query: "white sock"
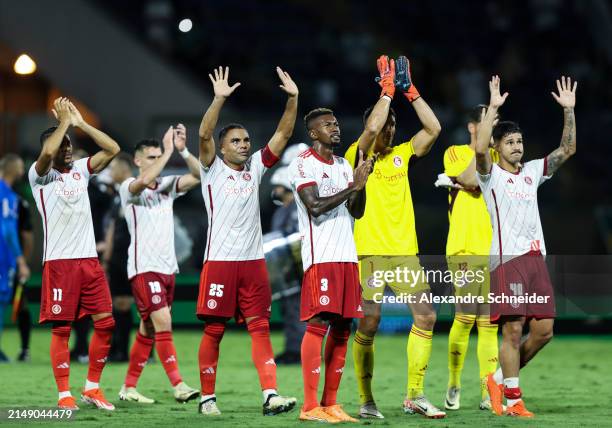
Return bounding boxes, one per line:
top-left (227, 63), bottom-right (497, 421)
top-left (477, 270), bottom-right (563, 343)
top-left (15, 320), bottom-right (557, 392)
top-left (201, 394), bottom-right (216, 403)
top-left (58, 391), bottom-right (72, 400)
top-left (493, 368), bottom-right (503, 385)
top-left (263, 388), bottom-right (277, 403)
top-left (503, 377), bottom-right (521, 406)
top-left (84, 380), bottom-right (99, 391)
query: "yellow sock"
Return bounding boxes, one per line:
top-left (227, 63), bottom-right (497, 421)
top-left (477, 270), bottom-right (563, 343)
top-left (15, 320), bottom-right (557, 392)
top-left (353, 330), bottom-right (375, 404)
top-left (448, 314), bottom-right (476, 388)
top-left (407, 325), bottom-right (433, 399)
top-left (477, 316), bottom-right (499, 399)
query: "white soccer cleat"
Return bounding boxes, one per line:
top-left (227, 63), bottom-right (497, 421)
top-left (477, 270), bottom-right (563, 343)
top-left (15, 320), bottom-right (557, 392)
top-left (445, 386), bottom-right (461, 410)
top-left (198, 397), bottom-right (221, 416)
top-left (359, 401), bottom-right (385, 419)
top-left (263, 394), bottom-right (297, 415)
top-left (173, 381), bottom-right (199, 403)
top-left (403, 396), bottom-right (446, 419)
top-left (118, 385), bottom-right (155, 404)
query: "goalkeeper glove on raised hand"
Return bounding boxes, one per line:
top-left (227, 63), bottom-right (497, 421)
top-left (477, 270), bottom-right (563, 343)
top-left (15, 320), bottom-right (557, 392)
top-left (375, 55), bottom-right (395, 99)
top-left (395, 55), bottom-right (420, 102)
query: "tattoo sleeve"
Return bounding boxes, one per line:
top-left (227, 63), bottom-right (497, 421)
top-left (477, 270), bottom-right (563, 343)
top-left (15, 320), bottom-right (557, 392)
top-left (547, 107), bottom-right (576, 175)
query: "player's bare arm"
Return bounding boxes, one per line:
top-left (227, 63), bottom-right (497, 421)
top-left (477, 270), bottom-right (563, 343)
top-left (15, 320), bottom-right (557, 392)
top-left (547, 76), bottom-right (577, 175)
top-left (346, 152), bottom-right (372, 219)
top-left (128, 126), bottom-right (174, 195)
top-left (454, 157), bottom-right (478, 190)
top-left (267, 67), bottom-right (299, 157)
top-left (68, 102), bottom-right (120, 173)
top-left (357, 55), bottom-right (395, 153)
top-left (410, 98), bottom-right (441, 157)
top-left (35, 97), bottom-right (71, 176)
top-left (199, 66), bottom-right (241, 167)
top-left (476, 76), bottom-right (508, 175)
top-left (173, 123), bottom-right (201, 192)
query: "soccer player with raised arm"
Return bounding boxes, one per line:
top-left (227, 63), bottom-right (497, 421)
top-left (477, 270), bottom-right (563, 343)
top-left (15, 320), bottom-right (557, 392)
top-left (118, 124), bottom-right (200, 404)
top-left (476, 76), bottom-right (576, 418)
top-left (28, 98), bottom-right (120, 410)
top-left (440, 106), bottom-right (500, 411)
top-left (196, 66), bottom-right (298, 416)
top-left (288, 69), bottom-right (398, 423)
top-left (344, 56), bottom-right (444, 419)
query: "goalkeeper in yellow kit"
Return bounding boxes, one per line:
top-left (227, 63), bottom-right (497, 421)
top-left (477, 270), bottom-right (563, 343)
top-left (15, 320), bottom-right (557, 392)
top-left (346, 55), bottom-right (444, 419)
top-left (437, 105), bottom-right (500, 411)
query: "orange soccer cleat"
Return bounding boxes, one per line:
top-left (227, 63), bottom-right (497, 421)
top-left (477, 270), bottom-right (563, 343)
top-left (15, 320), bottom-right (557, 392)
top-left (506, 400), bottom-right (534, 418)
top-left (81, 388), bottom-right (115, 411)
top-left (57, 396), bottom-right (79, 410)
top-left (323, 404), bottom-right (358, 422)
top-left (486, 373), bottom-right (504, 416)
top-left (299, 406), bottom-right (342, 423)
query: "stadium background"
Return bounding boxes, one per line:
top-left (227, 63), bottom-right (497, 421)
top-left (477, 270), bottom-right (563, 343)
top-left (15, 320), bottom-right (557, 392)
top-left (1, 0), bottom-right (610, 331)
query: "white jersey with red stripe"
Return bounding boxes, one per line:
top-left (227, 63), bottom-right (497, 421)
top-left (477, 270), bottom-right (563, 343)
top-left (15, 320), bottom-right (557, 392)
top-left (120, 175), bottom-right (185, 279)
top-left (288, 148), bottom-right (357, 271)
top-left (477, 158), bottom-right (551, 270)
top-left (200, 146), bottom-right (279, 261)
top-left (28, 158), bottom-right (97, 262)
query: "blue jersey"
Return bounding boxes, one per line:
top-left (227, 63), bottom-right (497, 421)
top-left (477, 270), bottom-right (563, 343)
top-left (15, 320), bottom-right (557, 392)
top-left (0, 179), bottom-right (22, 271)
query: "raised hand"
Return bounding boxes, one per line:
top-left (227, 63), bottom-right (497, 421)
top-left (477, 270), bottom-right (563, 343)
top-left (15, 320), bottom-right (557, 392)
top-left (276, 67), bottom-right (298, 97)
top-left (376, 55), bottom-right (396, 98)
top-left (353, 150), bottom-right (373, 190)
top-left (551, 76), bottom-right (577, 109)
top-left (488, 75), bottom-right (509, 108)
top-left (173, 123), bottom-right (187, 151)
top-left (208, 66), bottom-right (241, 98)
top-left (67, 101), bottom-right (85, 127)
top-left (51, 97), bottom-right (72, 125)
top-left (162, 126), bottom-right (175, 154)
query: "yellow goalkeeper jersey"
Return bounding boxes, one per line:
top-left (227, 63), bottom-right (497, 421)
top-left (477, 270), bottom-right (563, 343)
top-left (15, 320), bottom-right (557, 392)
top-left (344, 139), bottom-right (418, 256)
top-left (443, 144), bottom-right (498, 256)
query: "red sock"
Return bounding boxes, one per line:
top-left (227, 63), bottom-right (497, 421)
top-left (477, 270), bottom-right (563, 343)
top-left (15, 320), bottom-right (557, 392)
top-left (301, 323), bottom-right (328, 411)
top-left (321, 321), bottom-right (350, 406)
top-left (198, 322), bottom-right (225, 395)
top-left (125, 332), bottom-right (154, 388)
top-left (247, 318), bottom-right (277, 390)
top-left (87, 316), bottom-right (115, 384)
top-left (505, 386), bottom-right (522, 400)
top-left (50, 323), bottom-right (71, 392)
top-left (155, 331), bottom-right (182, 386)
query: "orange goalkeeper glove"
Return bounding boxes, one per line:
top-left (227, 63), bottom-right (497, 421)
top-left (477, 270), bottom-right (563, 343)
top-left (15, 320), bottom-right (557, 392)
top-left (375, 55), bottom-right (395, 99)
top-left (395, 55), bottom-right (420, 102)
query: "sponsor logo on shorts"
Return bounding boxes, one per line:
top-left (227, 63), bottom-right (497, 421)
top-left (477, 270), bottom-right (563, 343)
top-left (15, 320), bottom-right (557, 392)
top-left (393, 156), bottom-right (403, 167)
top-left (51, 304), bottom-right (62, 315)
top-left (524, 176), bottom-right (533, 185)
top-left (207, 299), bottom-right (217, 309)
top-left (152, 295), bottom-right (161, 304)
top-left (319, 295), bottom-right (330, 306)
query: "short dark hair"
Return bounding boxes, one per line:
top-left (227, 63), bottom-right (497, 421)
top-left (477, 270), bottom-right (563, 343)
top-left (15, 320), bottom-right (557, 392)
top-left (134, 139), bottom-right (161, 154)
top-left (363, 105), bottom-right (396, 126)
top-left (492, 121), bottom-right (522, 144)
top-left (467, 104), bottom-right (489, 124)
top-left (218, 123), bottom-right (247, 144)
top-left (39, 126), bottom-right (70, 146)
top-left (304, 108), bottom-right (334, 130)
top-left (0, 153), bottom-right (21, 173)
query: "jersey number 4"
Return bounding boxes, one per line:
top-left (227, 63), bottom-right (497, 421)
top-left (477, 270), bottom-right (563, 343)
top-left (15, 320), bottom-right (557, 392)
top-left (209, 283), bottom-right (224, 297)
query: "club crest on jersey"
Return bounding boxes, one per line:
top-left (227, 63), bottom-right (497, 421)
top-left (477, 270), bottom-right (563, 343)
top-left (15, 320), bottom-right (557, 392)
top-left (319, 295), bottom-right (330, 306)
top-left (207, 299), bottom-right (217, 309)
top-left (393, 156), bottom-right (403, 167)
top-left (524, 176), bottom-right (533, 185)
top-left (51, 304), bottom-right (62, 315)
top-left (242, 172), bottom-right (252, 182)
top-left (72, 172), bottom-right (81, 180)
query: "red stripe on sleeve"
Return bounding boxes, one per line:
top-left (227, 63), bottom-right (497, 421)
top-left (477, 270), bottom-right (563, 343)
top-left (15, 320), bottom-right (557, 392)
top-left (261, 145), bottom-right (280, 168)
top-left (297, 181), bottom-right (316, 192)
top-left (543, 157), bottom-right (548, 177)
top-left (87, 157), bottom-right (94, 174)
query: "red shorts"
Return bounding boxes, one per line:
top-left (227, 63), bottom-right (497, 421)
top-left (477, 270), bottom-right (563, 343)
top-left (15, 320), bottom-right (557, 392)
top-left (490, 252), bottom-right (556, 323)
top-left (131, 272), bottom-right (175, 320)
top-left (39, 258), bottom-right (112, 323)
top-left (301, 262), bottom-right (363, 321)
top-left (196, 259), bottom-right (271, 323)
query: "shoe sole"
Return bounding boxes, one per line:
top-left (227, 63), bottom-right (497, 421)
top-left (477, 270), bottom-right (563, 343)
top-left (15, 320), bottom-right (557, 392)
top-left (404, 407), bottom-right (446, 419)
top-left (444, 399), bottom-right (460, 411)
top-left (359, 413), bottom-right (384, 419)
top-left (175, 391), bottom-right (199, 403)
top-left (263, 400), bottom-right (296, 416)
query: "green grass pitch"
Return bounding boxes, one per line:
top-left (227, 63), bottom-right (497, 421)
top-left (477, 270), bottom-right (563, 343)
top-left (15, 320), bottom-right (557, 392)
top-left (0, 329), bottom-right (610, 427)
